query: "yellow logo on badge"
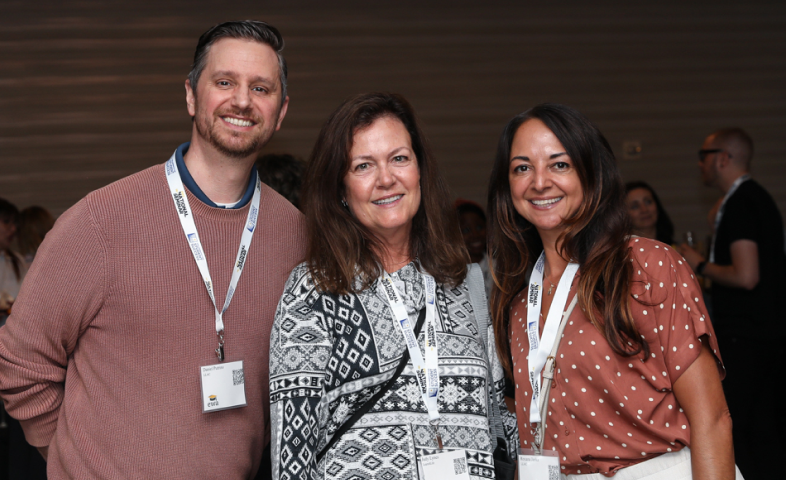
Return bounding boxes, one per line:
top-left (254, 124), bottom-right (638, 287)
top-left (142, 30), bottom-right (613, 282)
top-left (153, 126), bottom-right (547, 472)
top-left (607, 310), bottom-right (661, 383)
top-left (209, 395), bottom-right (216, 401)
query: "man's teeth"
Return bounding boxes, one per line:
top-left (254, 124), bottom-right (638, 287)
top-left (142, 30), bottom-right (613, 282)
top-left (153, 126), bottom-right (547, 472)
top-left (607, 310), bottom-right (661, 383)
top-left (373, 195), bottom-right (402, 205)
top-left (223, 117), bottom-right (253, 127)
top-left (531, 197), bottom-right (562, 206)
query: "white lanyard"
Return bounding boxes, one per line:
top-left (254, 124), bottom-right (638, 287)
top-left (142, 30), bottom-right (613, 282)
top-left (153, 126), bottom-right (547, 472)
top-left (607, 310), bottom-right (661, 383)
top-left (709, 174), bottom-right (750, 263)
top-left (526, 251), bottom-right (579, 425)
top-left (379, 271), bottom-right (440, 421)
top-left (164, 153), bottom-right (261, 361)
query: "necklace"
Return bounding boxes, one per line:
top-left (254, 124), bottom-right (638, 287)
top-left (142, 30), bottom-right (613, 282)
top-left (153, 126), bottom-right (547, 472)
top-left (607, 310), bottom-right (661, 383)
top-left (546, 278), bottom-right (556, 295)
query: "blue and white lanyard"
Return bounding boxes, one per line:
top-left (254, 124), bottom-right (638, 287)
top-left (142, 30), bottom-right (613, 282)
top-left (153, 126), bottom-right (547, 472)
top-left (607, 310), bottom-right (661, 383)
top-left (164, 153), bottom-right (261, 361)
top-left (379, 272), bottom-right (440, 421)
top-left (526, 251), bottom-right (579, 424)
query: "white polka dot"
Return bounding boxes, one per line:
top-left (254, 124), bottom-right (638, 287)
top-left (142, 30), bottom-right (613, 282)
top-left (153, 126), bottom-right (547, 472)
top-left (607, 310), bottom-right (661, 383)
top-left (588, 376), bottom-right (593, 381)
top-left (595, 365), bottom-right (600, 370)
top-left (651, 375), bottom-right (656, 381)
top-left (581, 388), bottom-right (586, 392)
top-left (689, 344), bottom-right (694, 349)
top-left (622, 443), bottom-right (627, 447)
top-left (643, 310), bottom-right (648, 315)
top-left (658, 261), bottom-right (662, 266)
top-left (631, 386), bottom-right (636, 391)
top-left (666, 422), bottom-right (670, 427)
top-left (668, 404), bottom-right (673, 409)
top-left (579, 436), bottom-right (584, 440)
top-left (645, 262), bottom-right (648, 267)
top-left (662, 371), bottom-right (667, 376)
top-left (565, 444), bottom-right (569, 449)
top-left (649, 398), bottom-right (654, 402)
top-left (682, 425), bottom-right (687, 429)
top-left (580, 351), bottom-right (585, 356)
top-left (605, 356), bottom-right (610, 361)
top-left (572, 364), bottom-right (577, 369)
top-left (673, 346), bottom-right (677, 352)
top-left (637, 409), bottom-right (642, 414)
top-left (596, 446), bottom-right (601, 450)
top-left (574, 402), bottom-right (579, 406)
top-left (591, 341), bottom-right (596, 346)
top-left (599, 399), bottom-right (604, 403)
top-left (675, 365), bottom-right (680, 371)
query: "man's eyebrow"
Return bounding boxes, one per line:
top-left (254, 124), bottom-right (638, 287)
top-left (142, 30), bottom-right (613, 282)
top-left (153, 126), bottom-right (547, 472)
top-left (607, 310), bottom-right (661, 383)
top-left (210, 70), bottom-right (276, 85)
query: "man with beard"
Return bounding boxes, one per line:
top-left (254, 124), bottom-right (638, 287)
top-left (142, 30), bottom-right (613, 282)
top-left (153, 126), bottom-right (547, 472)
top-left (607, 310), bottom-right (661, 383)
top-left (0, 21), bottom-right (305, 479)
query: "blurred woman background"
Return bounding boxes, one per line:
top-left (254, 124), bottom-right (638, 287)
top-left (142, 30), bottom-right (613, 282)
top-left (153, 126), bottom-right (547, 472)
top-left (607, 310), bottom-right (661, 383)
top-left (625, 181), bottom-right (675, 245)
top-left (487, 104), bottom-right (739, 479)
top-left (0, 198), bottom-right (27, 322)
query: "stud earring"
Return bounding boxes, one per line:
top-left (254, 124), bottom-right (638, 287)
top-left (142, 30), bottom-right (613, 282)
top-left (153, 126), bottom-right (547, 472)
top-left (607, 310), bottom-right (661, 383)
top-left (341, 199), bottom-right (348, 208)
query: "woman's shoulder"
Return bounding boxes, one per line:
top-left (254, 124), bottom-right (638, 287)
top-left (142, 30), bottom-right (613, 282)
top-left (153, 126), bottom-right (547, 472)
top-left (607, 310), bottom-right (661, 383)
top-left (626, 237), bottom-right (685, 277)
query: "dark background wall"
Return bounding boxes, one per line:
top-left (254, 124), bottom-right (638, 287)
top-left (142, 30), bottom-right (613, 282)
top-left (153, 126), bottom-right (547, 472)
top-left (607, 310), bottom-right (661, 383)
top-left (1, 0), bottom-right (784, 242)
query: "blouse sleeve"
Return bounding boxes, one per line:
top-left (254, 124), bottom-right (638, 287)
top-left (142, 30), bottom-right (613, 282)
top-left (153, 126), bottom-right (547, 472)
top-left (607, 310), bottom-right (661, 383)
top-left (629, 240), bottom-right (724, 385)
top-left (269, 264), bottom-right (332, 480)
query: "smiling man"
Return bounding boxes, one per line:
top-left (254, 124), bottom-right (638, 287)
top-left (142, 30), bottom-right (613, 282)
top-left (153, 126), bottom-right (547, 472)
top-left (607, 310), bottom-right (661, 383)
top-left (0, 21), bottom-right (305, 479)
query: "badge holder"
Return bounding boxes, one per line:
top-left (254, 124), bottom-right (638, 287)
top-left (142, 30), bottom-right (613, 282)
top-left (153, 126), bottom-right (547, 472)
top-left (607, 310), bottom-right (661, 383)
top-left (417, 420), bottom-right (471, 480)
top-left (199, 359), bottom-right (247, 413)
top-left (518, 448), bottom-right (560, 480)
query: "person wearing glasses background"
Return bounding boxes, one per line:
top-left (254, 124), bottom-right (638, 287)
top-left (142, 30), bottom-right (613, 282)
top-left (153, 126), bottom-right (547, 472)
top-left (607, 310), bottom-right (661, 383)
top-left (678, 128), bottom-right (786, 479)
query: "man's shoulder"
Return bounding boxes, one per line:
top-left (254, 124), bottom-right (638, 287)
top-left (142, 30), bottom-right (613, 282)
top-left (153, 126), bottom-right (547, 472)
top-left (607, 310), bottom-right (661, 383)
top-left (83, 164), bottom-right (167, 211)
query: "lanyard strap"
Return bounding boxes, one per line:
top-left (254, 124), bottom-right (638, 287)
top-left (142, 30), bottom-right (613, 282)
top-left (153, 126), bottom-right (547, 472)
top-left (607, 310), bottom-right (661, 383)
top-left (526, 251), bottom-right (579, 425)
top-left (379, 271), bottom-right (440, 421)
top-left (164, 153), bottom-right (261, 361)
top-left (709, 174), bottom-right (750, 263)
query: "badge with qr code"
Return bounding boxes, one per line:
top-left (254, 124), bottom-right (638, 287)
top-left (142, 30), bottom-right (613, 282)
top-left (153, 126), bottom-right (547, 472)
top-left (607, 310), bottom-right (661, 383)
top-left (420, 450), bottom-right (470, 480)
top-left (199, 360), bottom-right (247, 413)
top-left (518, 449), bottom-right (561, 480)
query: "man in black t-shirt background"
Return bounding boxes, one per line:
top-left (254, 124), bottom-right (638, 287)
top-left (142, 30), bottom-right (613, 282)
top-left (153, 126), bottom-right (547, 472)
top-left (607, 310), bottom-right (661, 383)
top-left (679, 127), bottom-right (785, 479)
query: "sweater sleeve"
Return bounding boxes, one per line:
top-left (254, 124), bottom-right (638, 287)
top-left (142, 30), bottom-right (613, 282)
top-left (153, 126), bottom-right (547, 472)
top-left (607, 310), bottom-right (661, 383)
top-left (269, 264), bottom-right (331, 480)
top-left (487, 322), bottom-right (520, 458)
top-left (0, 198), bottom-right (107, 447)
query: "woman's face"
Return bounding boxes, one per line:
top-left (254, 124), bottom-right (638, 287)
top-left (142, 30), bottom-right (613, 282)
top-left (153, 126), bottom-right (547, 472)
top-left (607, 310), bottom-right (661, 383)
top-left (508, 119), bottom-right (584, 243)
top-left (626, 187), bottom-right (658, 232)
top-left (343, 116), bottom-right (421, 245)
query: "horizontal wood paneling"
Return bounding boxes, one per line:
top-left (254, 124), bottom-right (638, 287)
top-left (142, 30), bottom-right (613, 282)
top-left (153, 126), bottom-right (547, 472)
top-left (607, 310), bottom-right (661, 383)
top-left (1, 1), bottom-right (784, 243)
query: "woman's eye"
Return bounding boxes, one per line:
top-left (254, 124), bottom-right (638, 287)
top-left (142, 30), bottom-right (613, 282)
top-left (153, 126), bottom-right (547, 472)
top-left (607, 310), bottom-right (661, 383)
top-left (554, 161), bottom-right (569, 169)
top-left (393, 155), bottom-right (407, 162)
top-left (513, 164), bottom-right (529, 173)
top-left (217, 81), bottom-right (231, 87)
top-left (355, 163), bottom-right (369, 171)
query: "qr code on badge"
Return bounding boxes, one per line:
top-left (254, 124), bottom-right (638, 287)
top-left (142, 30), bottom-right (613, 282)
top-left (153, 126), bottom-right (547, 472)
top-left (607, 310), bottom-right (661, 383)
top-left (548, 465), bottom-right (559, 480)
top-left (453, 457), bottom-right (466, 475)
top-left (233, 369), bottom-right (244, 386)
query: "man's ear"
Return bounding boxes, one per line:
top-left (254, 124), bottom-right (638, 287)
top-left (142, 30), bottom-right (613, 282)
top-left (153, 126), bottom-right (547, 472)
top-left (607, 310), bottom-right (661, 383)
top-left (275, 96), bottom-right (289, 131)
top-left (185, 79), bottom-right (196, 117)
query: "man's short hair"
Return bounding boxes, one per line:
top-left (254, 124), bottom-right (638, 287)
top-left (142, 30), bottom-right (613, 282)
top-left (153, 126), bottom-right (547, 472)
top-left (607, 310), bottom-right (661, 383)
top-left (712, 127), bottom-right (754, 169)
top-left (188, 20), bottom-right (287, 105)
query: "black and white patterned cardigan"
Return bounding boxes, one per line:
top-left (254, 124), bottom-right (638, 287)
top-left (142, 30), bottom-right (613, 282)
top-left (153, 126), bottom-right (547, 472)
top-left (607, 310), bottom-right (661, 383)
top-left (270, 262), bottom-right (518, 480)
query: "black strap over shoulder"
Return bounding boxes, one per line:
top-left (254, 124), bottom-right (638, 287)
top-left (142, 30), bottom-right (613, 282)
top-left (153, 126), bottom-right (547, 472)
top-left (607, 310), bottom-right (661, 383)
top-left (315, 307), bottom-right (427, 464)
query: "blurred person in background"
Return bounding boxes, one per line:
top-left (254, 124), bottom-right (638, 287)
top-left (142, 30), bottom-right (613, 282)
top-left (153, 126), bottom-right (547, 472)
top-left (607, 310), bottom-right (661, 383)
top-left (14, 205), bottom-right (55, 264)
top-left (625, 181), bottom-right (675, 246)
top-left (678, 127), bottom-right (785, 479)
top-left (488, 104), bottom-right (740, 479)
top-left (0, 198), bottom-right (27, 324)
top-left (456, 198), bottom-right (493, 297)
top-left (256, 153), bottom-right (306, 210)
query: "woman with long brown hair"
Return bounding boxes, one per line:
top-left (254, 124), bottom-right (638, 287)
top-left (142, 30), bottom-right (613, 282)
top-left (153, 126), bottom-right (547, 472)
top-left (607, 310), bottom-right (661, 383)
top-left (488, 104), bottom-right (740, 479)
top-left (270, 93), bottom-right (517, 480)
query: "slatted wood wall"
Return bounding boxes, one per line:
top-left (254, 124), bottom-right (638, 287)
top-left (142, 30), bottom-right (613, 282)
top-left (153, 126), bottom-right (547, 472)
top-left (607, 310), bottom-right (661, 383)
top-left (1, 0), bottom-right (784, 243)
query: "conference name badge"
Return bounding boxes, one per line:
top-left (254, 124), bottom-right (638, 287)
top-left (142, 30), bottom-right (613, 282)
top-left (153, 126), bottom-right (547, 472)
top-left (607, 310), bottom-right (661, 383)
top-left (518, 449), bottom-right (560, 480)
top-left (420, 450), bottom-right (471, 480)
top-left (200, 360), bottom-right (247, 413)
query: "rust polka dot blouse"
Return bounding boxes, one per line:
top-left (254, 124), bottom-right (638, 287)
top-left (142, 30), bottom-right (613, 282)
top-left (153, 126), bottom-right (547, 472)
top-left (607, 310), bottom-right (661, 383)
top-left (509, 237), bottom-right (724, 476)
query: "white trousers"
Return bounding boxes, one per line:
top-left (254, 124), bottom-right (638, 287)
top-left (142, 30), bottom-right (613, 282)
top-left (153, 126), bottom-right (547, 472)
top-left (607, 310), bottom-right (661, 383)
top-left (562, 447), bottom-right (744, 480)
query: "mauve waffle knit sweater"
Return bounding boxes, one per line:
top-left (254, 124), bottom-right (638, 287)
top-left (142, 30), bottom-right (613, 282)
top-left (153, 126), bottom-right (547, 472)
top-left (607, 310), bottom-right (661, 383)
top-left (0, 163), bottom-right (305, 479)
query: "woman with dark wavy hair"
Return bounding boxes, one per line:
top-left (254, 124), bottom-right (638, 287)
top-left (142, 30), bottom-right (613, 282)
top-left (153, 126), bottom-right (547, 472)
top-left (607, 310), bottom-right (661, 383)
top-left (625, 181), bottom-right (675, 245)
top-left (270, 93), bottom-right (517, 480)
top-left (487, 104), bottom-right (740, 479)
